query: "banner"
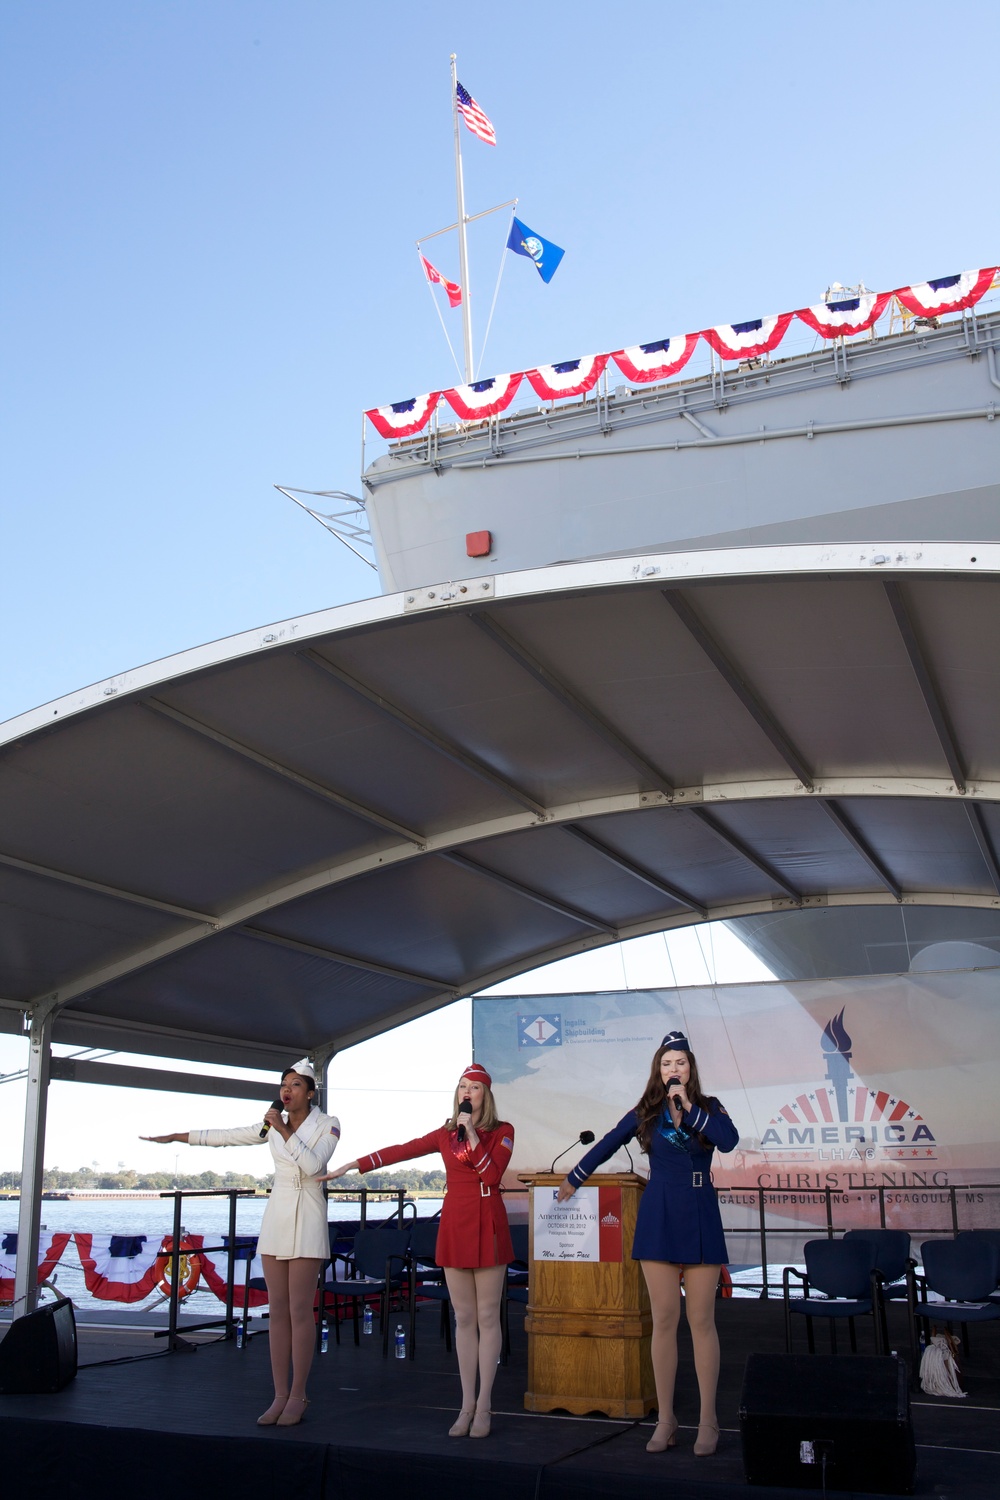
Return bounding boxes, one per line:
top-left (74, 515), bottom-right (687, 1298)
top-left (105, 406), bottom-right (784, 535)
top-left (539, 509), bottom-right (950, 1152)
top-left (474, 970), bottom-right (1000, 1237)
top-left (0, 1231), bottom-right (71, 1303)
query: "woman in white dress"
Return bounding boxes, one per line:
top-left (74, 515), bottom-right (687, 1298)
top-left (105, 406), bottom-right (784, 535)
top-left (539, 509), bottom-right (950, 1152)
top-left (141, 1058), bottom-right (339, 1426)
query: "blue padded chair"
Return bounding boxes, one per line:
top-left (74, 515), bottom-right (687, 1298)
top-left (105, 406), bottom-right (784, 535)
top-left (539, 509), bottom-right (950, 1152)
top-left (843, 1229), bottom-right (911, 1294)
top-left (501, 1221), bottom-right (529, 1362)
top-left (783, 1238), bottom-right (884, 1355)
top-left (334, 1223), bottom-right (412, 1356)
top-left (844, 1228), bottom-right (912, 1350)
top-left (907, 1237), bottom-right (1000, 1381)
top-left (956, 1230), bottom-right (1000, 1299)
top-left (407, 1216), bottom-right (449, 1357)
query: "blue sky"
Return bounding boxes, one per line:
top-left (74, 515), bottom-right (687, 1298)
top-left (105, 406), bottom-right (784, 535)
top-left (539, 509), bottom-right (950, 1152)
top-left (3, 0), bottom-right (999, 724)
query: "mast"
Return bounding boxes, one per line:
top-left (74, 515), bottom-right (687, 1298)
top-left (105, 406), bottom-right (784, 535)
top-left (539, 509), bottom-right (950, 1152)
top-left (450, 53), bottom-right (474, 382)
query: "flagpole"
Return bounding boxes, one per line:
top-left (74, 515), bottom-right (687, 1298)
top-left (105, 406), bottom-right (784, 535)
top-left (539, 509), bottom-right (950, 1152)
top-left (450, 53), bottom-right (474, 383)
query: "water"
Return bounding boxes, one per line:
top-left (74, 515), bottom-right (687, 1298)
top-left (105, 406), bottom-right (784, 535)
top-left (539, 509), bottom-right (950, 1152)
top-left (2, 1196), bottom-right (444, 1319)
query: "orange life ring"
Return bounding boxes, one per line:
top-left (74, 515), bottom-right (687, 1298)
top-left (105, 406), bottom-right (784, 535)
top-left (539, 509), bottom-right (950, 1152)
top-left (155, 1237), bottom-right (202, 1299)
top-left (718, 1265), bottom-right (733, 1298)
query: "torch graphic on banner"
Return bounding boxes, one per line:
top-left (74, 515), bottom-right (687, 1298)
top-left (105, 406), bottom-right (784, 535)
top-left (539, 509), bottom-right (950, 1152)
top-left (821, 1008), bottom-right (854, 1121)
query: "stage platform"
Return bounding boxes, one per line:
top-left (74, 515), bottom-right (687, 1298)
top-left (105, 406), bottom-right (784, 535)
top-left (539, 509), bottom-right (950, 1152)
top-left (2, 1299), bottom-right (998, 1499)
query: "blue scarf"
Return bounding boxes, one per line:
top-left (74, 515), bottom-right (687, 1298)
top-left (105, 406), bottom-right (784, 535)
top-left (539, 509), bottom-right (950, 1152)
top-left (656, 1112), bottom-right (691, 1149)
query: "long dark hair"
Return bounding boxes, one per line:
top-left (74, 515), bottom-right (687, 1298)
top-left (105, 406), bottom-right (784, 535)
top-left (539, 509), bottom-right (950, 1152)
top-left (635, 1043), bottom-right (713, 1153)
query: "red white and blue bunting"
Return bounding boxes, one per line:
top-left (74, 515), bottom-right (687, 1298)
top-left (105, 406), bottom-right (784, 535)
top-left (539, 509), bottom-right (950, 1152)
top-left (525, 354), bottom-right (608, 400)
top-left (611, 335), bottom-right (699, 384)
top-left (796, 291), bottom-right (892, 340)
top-left (73, 1231), bottom-right (166, 1302)
top-left (198, 1235), bottom-right (269, 1309)
top-left (894, 267), bottom-right (997, 318)
top-left (365, 391), bottom-right (442, 439)
top-left (703, 312), bottom-right (794, 361)
top-left (443, 373), bottom-right (523, 419)
top-left (0, 1230), bottom-right (71, 1302)
top-left (366, 265), bottom-right (998, 437)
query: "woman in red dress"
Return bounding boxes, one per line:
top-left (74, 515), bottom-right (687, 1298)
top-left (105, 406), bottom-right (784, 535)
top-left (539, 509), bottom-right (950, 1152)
top-left (321, 1063), bottom-right (513, 1438)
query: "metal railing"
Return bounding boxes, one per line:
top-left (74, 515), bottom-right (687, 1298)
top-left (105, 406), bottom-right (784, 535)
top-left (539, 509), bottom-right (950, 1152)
top-left (714, 1181), bottom-right (1000, 1297)
top-left (156, 1186), bottom-right (258, 1352)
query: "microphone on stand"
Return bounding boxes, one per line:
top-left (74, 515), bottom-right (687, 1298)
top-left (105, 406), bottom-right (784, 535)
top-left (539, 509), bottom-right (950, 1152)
top-left (259, 1099), bottom-right (284, 1140)
top-left (549, 1129), bottom-right (595, 1174)
top-left (457, 1098), bottom-right (473, 1143)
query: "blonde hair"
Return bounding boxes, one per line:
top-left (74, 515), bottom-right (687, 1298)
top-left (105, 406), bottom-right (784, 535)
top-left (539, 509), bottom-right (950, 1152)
top-left (446, 1079), bottom-right (500, 1132)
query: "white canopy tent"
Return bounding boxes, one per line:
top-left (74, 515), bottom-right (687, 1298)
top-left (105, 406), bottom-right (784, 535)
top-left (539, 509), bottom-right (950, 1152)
top-left (3, 539), bottom-right (999, 1307)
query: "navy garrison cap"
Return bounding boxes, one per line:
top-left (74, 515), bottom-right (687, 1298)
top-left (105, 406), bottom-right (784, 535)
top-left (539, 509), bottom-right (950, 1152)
top-left (660, 1030), bottom-right (691, 1051)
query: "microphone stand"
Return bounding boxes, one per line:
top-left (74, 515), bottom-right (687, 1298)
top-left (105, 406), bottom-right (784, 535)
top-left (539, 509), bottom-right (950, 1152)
top-left (549, 1131), bottom-right (595, 1175)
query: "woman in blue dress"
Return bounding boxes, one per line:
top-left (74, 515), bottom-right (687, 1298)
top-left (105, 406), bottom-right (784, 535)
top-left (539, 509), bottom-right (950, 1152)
top-left (556, 1030), bottom-right (738, 1457)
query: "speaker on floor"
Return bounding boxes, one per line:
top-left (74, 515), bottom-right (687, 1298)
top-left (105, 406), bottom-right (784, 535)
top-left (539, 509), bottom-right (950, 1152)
top-left (0, 1296), bottom-right (78, 1394)
top-left (739, 1352), bottom-right (915, 1494)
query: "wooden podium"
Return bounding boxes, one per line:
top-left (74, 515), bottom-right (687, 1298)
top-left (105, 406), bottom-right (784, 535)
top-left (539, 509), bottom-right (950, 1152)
top-left (518, 1172), bottom-right (655, 1418)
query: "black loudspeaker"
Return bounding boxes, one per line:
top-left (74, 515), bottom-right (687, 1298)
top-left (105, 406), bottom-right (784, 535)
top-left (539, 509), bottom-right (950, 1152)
top-left (0, 1296), bottom-right (78, 1394)
top-left (740, 1353), bottom-right (915, 1494)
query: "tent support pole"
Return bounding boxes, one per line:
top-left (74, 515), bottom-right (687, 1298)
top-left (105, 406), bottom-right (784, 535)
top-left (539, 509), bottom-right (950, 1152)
top-left (14, 1000), bottom-right (57, 1314)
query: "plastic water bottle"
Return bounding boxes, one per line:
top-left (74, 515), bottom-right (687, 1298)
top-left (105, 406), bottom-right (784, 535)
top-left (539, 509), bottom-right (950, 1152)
top-left (394, 1324), bottom-right (406, 1359)
top-left (363, 1304), bottom-right (373, 1336)
top-left (320, 1321), bottom-right (330, 1354)
top-left (235, 1320), bottom-right (245, 1349)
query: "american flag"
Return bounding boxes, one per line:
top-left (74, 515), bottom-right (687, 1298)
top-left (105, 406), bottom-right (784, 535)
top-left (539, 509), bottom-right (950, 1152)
top-left (455, 81), bottom-right (496, 146)
top-left (420, 254), bottom-right (462, 308)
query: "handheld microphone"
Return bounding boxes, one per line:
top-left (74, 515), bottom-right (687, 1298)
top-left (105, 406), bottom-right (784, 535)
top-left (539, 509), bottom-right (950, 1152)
top-left (549, 1129), bottom-right (595, 1174)
top-left (457, 1098), bottom-right (473, 1143)
top-left (667, 1076), bottom-right (684, 1113)
top-left (259, 1099), bottom-right (283, 1140)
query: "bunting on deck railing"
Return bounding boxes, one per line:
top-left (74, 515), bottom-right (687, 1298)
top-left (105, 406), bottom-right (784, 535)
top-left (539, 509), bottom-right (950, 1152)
top-left (611, 335), bottom-right (699, 384)
top-left (0, 1227), bottom-right (275, 1308)
top-left (365, 264), bottom-right (998, 437)
top-left (796, 291), bottom-right (893, 340)
top-left (198, 1234), bottom-right (269, 1309)
top-left (0, 1230), bottom-right (71, 1303)
top-left (702, 313), bottom-right (795, 362)
top-left (73, 1231), bottom-right (168, 1302)
top-left (365, 392), bottom-right (442, 439)
top-left (894, 268), bottom-right (997, 318)
top-left (443, 373), bottom-right (523, 419)
top-left (525, 355), bottom-right (608, 400)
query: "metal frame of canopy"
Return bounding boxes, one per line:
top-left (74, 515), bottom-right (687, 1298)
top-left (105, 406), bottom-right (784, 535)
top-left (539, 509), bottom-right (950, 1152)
top-left (4, 539), bottom-right (1000, 1309)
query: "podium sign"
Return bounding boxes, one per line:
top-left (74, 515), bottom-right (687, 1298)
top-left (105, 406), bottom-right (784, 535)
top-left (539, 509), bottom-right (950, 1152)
top-left (533, 1183), bottom-right (624, 1262)
top-left (518, 1172), bottom-right (654, 1418)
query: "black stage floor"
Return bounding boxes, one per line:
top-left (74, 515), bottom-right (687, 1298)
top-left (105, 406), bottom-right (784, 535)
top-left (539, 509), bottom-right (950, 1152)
top-left (2, 1299), bottom-right (998, 1499)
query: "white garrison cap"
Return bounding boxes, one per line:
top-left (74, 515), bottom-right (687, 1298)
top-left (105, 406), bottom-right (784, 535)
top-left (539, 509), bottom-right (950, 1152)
top-left (287, 1057), bottom-right (317, 1082)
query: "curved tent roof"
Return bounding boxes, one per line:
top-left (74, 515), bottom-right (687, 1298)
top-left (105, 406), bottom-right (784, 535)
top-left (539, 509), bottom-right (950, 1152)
top-left (2, 540), bottom-right (998, 1071)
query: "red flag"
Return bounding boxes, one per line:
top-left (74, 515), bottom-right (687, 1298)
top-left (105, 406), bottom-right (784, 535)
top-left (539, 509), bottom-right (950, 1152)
top-left (420, 254), bottom-right (462, 308)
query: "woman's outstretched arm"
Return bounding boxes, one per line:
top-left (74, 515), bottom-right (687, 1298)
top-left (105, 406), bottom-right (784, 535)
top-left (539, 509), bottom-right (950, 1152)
top-left (140, 1123), bottom-right (264, 1148)
top-left (316, 1128), bottom-right (440, 1182)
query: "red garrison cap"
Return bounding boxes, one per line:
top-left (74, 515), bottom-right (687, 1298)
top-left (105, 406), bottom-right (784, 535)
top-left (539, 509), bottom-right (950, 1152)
top-left (460, 1063), bottom-right (492, 1089)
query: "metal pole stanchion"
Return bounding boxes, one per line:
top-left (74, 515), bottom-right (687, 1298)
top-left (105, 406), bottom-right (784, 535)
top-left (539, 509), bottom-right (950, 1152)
top-left (224, 1189), bottom-right (238, 1339)
top-left (758, 1189), bottom-right (769, 1299)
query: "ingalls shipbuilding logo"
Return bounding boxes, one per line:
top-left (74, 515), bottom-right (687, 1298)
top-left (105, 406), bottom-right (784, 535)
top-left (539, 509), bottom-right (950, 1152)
top-left (519, 1014), bottom-right (562, 1047)
top-left (759, 1008), bottom-right (936, 1163)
